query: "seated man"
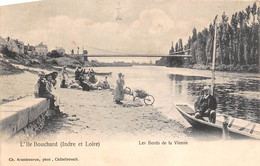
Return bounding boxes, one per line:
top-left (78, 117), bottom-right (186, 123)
top-left (194, 87), bottom-right (217, 123)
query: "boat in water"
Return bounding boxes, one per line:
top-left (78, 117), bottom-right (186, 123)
top-left (175, 104), bottom-right (260, 140)
top-left (175, 16), bottom-right (260, 140)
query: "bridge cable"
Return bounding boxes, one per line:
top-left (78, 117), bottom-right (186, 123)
top-left (84, 44), bottom-right (191, 56)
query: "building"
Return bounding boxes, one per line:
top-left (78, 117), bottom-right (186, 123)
top-left (14, 39), bottom-right (24, 54)
top-left (35, 42), bottom-right (48, 56)
top-left (24, 44), bottom-right (36, 55)
top-left (5, 37), bottom-right (19, 53)
top-left (0, 36), bottom-right (7, 46)
top-left (0, 36), bottom-right (7, 53)
top-left (56, 47), bottom-right (65, 55)
top-left (0, 36), bottom-right (25, 54)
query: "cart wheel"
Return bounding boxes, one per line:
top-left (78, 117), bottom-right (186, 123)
top-left (144, 95), bottom-right (154, 105)
top-left (124, 87), bottom-right (132, 95)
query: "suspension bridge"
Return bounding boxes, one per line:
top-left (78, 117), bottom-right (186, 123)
top-left (68, 44), bottom-right (192, 60)
top-left (68, 54), bottom-right (192, 58)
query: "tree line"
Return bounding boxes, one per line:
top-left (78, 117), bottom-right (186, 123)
top-left (160, 3), bottom-right (259, 72)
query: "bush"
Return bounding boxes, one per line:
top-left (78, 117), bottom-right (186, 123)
top-left (47, 50), bottom-right (63, 58)
top-left (0, 46), bottom-right (17, 59)
top-left (248, 64), bottom-right (259, 73)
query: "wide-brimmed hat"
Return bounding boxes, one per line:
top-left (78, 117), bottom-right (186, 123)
top-left (38, 71), bottom-right (45, 76)
top-left (45, 73), bottom-right (53, 79)
top-left (201, 86), bottom-right (211, 94)
top-left (45, 72), bottom-right (58, 79)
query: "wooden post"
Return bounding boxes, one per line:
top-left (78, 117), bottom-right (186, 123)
top-left (222, 115), bottom-right (230, 140)
top-left (211, 15), bottom-right (217, 96)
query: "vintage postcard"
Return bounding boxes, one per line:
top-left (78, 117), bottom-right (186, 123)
top-left (0, 0), bottom-right (259, 165)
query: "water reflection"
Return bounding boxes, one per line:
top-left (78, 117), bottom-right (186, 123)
top-left (168, 74), bottom-right (211, 82)
top-left (168, 74), bottom-right (260, 123)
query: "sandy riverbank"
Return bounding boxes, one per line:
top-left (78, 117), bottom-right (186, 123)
top-left (26, 89), bottom-right (186, 140)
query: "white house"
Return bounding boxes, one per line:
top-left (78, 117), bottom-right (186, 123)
top-left (35, 42), bottom-right (48, 56)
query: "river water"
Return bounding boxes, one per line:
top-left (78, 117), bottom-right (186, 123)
top-left (93, 66), bottom-right (260, 125)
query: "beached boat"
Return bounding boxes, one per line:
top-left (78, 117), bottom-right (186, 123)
top-left (175, 104), bottom-right (260, 140)
top-left (93, 72), bottom-right (112, 76)
top-left (84, 71), bottom-right (112, 76)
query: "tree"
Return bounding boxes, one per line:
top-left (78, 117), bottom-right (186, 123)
top-left (206, 24), bottom-right (214, 65)
top-left (237, 11), bottom-right (246, 64)
top-left (251, 3), bottom-right (257, 26)
top-left (191, 28), bottom-right (197, 43)
top-left (245, 5), bottom-right (251, 23)
top-left (175, 42), bottom-right (179, 52)
top-left (220, 12), bottom-right (231, 65)
top-left (47, 50), bottom-right (63, 58)
top-left (230, 13), bottom-right (239, 65)
top-left (165, 3), bottom-right (259, 71)
top-left (196, 32), bottom-right (207, 64)
top-left (169, 41), bottom-right (175, 55)
top-left (178, 39), bottom-right (183, 51)
top-left (257, 7), bottom-right (260, 24)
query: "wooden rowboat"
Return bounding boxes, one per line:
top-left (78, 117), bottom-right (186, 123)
top-left (84, 71), bottom-right (112, 76)
top-left (175, 104), bottom-right (260, 140)
top-left (93, 72), bottom-right (112, 76)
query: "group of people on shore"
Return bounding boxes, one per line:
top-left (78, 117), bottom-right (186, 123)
top-left (34, 66), bottom-right (112, 116)
top-left (60, 66), bottom-right (110, 91)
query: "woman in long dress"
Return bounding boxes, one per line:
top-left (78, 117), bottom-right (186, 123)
top-left (113, 73), bottom-right (124, 104)
top-left (46, 73), bottom-right (61, 116)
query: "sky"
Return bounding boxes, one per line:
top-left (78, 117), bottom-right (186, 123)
top-left (0, 0), bottom-right (256, 62)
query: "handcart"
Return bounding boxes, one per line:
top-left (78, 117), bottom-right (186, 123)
top-left (124, 87), bottom-right (155, 105)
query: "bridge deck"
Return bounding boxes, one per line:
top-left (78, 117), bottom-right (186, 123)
top-left (68, 54), bottom-right (192, 58)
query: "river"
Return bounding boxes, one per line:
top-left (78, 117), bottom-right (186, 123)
top-left (93, 66), bottom-right (260, 125)
top-left (1, 65), bottom-right (259, 126)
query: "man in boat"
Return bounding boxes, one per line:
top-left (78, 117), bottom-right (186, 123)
top-left (194, 87), bottom-right (217, 123)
